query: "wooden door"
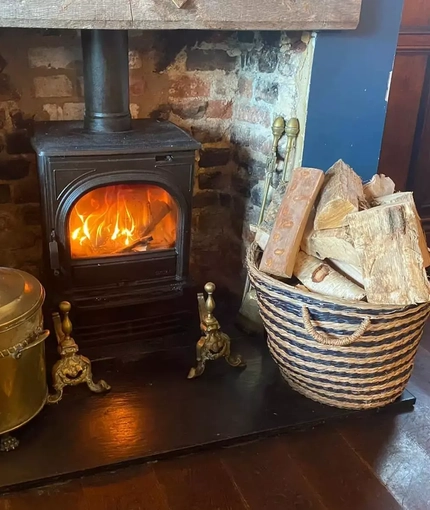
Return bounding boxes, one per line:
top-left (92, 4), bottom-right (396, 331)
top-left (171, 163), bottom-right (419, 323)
top-left (379, 0), bottom-right (430, 235)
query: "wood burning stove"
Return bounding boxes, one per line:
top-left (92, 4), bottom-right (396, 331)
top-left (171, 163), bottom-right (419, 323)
top-left (31, 30), bottom-right (199, 353)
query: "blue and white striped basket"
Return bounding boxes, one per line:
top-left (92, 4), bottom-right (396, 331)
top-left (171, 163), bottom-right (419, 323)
top-left (247, 243), bottom-right (430, 410)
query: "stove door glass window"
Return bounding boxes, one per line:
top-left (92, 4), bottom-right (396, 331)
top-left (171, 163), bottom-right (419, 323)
top-left (69, 184), bottom-right (178, 259)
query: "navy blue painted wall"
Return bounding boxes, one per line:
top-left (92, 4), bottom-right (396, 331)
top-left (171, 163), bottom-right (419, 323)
top-left (302, 0), bottom-right (404, 181)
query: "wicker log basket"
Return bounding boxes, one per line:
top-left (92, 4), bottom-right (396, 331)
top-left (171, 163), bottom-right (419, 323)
top-left (247, 242), bottom-right (430, 410)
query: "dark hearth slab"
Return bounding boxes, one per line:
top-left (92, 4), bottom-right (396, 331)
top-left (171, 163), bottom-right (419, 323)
top-left (0, 335), bottom-right (415, 493)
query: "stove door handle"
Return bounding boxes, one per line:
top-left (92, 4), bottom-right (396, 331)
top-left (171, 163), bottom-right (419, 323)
top-left (49, 230), bottom-right (60, 276)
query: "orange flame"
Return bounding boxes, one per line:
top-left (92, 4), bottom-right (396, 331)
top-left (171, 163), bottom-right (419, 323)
top-left (68, 184), bottom-right (177, 258)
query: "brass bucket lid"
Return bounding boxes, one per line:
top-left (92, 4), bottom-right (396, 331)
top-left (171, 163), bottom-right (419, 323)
top-left (0, 268), bottom-right (45, 334)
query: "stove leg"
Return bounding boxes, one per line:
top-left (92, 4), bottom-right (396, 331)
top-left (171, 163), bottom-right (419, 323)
top-left (0, 434), bottom-right (19, 452)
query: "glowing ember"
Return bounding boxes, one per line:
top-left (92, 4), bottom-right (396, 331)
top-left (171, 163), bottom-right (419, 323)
top-left (69, 184), bottom-right (177, 258)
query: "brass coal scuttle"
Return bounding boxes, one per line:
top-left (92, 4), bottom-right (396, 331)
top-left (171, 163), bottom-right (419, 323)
top-left (0, 268), bottom-right (111, 452)
top-left (0, 267), bottom-right (50, 451)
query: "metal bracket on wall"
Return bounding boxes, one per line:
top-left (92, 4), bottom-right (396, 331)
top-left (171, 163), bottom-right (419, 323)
top-left (171, 0), bottom-right (188, 7)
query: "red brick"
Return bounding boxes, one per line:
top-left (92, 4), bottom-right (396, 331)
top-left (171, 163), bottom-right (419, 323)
top-left (238, 77), bottom-right (253, 99)
top-left (186, 50), bottom-right (237, 72)
top-left (235, 104), bottom-right (271, 127)
top-left (172, 100), bottom-right (208, 120)
top-left (129, 75), bottom-right (146, 96)
top-left (170, 75), bottom-right (210, 99)
top-left (206, 100), bottom-right (233, 120)
top-left (34, 75), bottom-right (73, 98)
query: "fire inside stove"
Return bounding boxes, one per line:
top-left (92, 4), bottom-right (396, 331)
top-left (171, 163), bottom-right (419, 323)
top-left (69, 184), bottom-right (178, 258)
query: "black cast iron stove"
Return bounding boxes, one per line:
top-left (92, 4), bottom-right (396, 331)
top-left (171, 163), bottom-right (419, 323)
top-left (31, 30), bottom-right (200, 354)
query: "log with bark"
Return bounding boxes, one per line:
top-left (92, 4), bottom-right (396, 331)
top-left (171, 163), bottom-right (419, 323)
top-left (293, 251), bottom-right (366, 301)
top-left (314, 159), bottom-right (365, 230)
top-left (260, 167), bottom-right (325, 278)
top-left (373, 191), bottom-right (430, 267)
top-left (348, 203), bottom-right (430, 305)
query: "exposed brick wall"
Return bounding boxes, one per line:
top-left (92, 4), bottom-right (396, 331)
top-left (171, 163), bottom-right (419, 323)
top-left (0, 28), bottom-right (313, 293)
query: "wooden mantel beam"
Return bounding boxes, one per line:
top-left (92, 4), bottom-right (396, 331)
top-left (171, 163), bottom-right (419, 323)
top-left (0, 0), bottom-right (362, 31)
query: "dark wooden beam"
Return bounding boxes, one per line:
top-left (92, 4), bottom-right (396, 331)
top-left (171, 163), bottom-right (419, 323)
top-left (0, 0), bottom-right (362, 30)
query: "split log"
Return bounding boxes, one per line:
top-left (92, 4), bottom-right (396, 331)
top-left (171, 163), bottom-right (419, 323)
top-left (293, 252), bottom-right (366, 301)
top-left (363, 174), bottom-right (395, 203)
top-left (314, 159), bottom-right (365, 230)
top-left (260, 167), bottom-right (324, 278)
top-left (301, 223), bottom-right (361, 267)
top-left (328, 258), bottom-right (364, 286)
top-left (373, 191), bottom-right (430, 267)
top-left (348, 203), bottom-right (430, 305)
top-left (255, 228), bottom-right (270, 251)
top-left (295, 283), bottom-right (311, 292)
top-left (255, 182), bottom-right (288, 250)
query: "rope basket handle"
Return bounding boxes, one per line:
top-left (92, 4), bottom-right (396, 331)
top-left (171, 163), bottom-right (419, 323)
top-left (302, 306), bottom-right (371, 346)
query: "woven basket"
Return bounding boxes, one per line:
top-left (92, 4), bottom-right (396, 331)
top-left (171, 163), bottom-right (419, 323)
top-left (247, 243), bottom-right (430, 410)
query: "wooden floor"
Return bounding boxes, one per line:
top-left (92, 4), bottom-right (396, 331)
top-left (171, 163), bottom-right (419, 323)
top-left (2, 330), bottom-right (430, 510)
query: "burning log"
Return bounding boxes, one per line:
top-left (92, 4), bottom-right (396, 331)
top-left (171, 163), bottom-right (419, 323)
top-left (140, 200), bottom-right (171, 237)
top-left (119, 236), bottom-right (153, 254)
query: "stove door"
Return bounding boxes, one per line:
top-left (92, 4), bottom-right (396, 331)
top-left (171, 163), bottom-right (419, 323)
top-left (41, 153), bottom-right (194, 291)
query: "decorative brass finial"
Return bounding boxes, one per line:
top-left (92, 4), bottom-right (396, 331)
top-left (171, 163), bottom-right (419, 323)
top-left (188, 282), bottom-right (246, 379)
top-left (47, 301), bottom-right (111, 404)
top-left (281, 117), bottom-right (300, 182)
top-left (272, 116), bottom-right (286, 140)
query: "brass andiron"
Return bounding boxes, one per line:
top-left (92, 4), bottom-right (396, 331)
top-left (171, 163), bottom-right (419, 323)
top-left (47, 301), bottom-right (111, 404)
top-left (188, 283), bottom-right (246, 379)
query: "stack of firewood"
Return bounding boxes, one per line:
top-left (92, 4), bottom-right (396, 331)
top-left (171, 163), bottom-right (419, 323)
top-left (256, 160), bottom-right (430, 306)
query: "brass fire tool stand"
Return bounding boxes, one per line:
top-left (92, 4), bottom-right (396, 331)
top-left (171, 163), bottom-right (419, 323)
top-left (188, 283), bottom-right (246, 379)
top-left (47, 301), bottom-right (111, 404)
top-left (236, 117), bottom-right (285, 335)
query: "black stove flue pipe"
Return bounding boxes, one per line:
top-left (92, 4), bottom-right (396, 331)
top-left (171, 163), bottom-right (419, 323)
top-left (81, 29), bottom-right (132, 133)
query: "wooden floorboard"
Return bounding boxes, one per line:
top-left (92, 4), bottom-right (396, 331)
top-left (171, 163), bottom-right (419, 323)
top-left (220, 438), bottom-right (327, 510)
top-left (281, 427), bottom-right (402, 510)
top-left (152, 453), bottom-right (246, 510)
top-left (2, 328), bottom-right (430, 509)
top-left (336, 344), bottom-right (430, 510)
